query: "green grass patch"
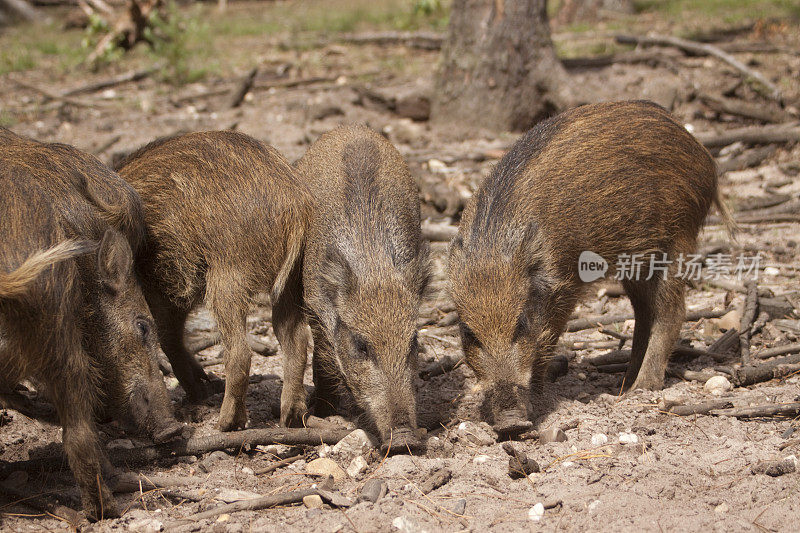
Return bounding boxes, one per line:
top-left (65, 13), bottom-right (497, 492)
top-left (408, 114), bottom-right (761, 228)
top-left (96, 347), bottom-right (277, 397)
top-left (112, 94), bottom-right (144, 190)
top-left (209, 0), bottom-right (450, 41)
top-left (0, 22), bottom-right (87, 75)
top-left (0, 110), bottom-right (16, 128)
top-left (634, 0), bottom-right (800, 25)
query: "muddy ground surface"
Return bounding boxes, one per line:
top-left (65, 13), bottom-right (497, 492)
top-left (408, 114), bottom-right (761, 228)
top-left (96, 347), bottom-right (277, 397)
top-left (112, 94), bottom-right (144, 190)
top-left (2, 2), bottom-right (800, 531)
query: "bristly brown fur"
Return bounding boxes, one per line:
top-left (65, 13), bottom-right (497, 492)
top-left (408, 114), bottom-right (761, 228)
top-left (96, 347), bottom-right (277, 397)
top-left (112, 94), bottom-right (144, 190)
top-left (0, 127), bottom-right (179, 520)
top-left (293, 124), bottom-right (430, 445)
top-left (116, 130), bottom-right (313, 432)
top-left (449, 101), bottom-right (730, 428)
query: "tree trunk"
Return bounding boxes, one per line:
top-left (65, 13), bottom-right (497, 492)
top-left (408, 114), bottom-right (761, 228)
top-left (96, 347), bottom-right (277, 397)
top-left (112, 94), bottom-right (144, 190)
top-left (432, 0), bottom-right (572, 132)
top-left (0, 0), bottom-right (41, 24)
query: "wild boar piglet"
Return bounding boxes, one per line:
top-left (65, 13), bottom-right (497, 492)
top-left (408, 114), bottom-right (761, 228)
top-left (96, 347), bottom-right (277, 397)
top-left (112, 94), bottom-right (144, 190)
top-left (294, 124), bottom-right (430, 452)
top-left (449, 101), bottom-right (734, 436)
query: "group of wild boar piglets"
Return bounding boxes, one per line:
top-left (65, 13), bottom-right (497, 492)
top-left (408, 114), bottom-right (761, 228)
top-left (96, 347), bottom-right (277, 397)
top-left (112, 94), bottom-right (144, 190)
top-left (0, 100), bottom-right (732, 520)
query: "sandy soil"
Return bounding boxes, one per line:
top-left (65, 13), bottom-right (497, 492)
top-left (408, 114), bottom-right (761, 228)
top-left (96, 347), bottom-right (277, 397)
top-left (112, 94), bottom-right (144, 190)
top-left (2, 4), bottom-right (800, 532)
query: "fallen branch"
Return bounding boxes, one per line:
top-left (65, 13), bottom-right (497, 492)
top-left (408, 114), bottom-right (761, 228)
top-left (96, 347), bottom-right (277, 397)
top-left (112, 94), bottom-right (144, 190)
top-left (166, 485), bottom-right (321, 527)
top-left (419, 354), bottom-right (463, 380)
top-left (739, 281), bottom-right (759, 364)
top-left (1, 428), bottom-right (349, 475)
top-left (716, 145), bottom-right (777, 174)
top-left (9, 77), bottom-right (104, 108)
top-left (756, 342), bottom-right (800, 359)
top-left (695, 123), bottom-right (800, 148)
top-left (189, 333), bottom-right (275, 356)
top-left (699, 94), bottom-right (791, 123)
top-left (561, 49), bottom-right (669, 69)
top-left (61, 66), bottom-right (156, 97)
top-left (254, 454), bottom-right (305, 475)
top-left (254, 75), bottom-right (340, 91)
top-left (730, 353), bottom-right (800, 387)
top-left (566, 308), bottom-right (727, 332)
top-left (595, 363), bottom-right (627, 373)
top-left (615, 33), bottom-right (782, 101)
top-left (112, 473), bottom-right (202, 493)
top-left (667, 399), bottom-right (733, 416)
top-left (733, 193), bottom-right (791, 212)
top-left (337, 31), bottom-right (443, 50)
top-left (717, 144), bottom-right (777, 172)
top-left (708, 328), bottom-right (740, 356)
top-left (667, 368), bottom-right (723, 383)
top-left (228, 67), bottom-right (257, 109)
top-left (0, 484), bottom-right (81, 527)
top-left (92, 134), bottom-right (122, 156)
top-left (709, 402), bottom-right (800, 418)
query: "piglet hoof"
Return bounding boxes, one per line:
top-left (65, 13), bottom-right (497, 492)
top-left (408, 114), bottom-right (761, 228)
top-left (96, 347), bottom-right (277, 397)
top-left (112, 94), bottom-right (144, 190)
top-left (152, 421), bottom-right (186, 444)
top-left (218, 399), bottom-right (247, 432)
top-left (279, 399), bottom-right (308, 428)
top-left (380, 428), bottom-right (423, 455)
top-left (82, 487), bottom-right (119, 522)
top-left (628, 373), bottom-right (665, 392)
top-left (493, 416), bottom-right (534, 439)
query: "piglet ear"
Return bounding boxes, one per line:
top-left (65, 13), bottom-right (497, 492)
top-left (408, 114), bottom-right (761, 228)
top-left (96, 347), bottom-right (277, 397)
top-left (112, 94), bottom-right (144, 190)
top-left (512, 222), bottom-right (544, 270)
top-left (319, 244), bottom-right (357, 308)
top-left (97, 228), bottom-right (133, 293)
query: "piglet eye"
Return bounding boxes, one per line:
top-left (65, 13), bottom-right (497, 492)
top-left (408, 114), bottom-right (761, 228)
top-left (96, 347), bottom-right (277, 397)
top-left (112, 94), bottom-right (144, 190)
top-left (513, 313), bottom-right (529, 342)
top-left (460, 323), bottom-right (481, 348)
top-left (135, 319), bottom-right (151, 341)
top-left (353, 334), bottom-right (370, 360)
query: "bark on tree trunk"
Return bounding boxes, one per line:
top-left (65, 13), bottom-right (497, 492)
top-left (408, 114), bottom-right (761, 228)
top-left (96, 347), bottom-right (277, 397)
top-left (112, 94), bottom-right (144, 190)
top-left (0, 0), bottom-right (40, 24)
top-left (432, 0), bottom-right (572, 132)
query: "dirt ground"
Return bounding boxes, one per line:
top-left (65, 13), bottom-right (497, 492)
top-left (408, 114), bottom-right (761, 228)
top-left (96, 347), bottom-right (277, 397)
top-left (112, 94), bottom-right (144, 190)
top-left (2, 1), bottom-right (800, 531)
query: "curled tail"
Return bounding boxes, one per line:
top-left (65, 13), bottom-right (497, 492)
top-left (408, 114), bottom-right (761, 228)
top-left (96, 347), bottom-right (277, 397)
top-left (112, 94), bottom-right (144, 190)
top-left (713, 187), bottom-right (738, 239)
top-left (0, 239), bottom-right (97, 299)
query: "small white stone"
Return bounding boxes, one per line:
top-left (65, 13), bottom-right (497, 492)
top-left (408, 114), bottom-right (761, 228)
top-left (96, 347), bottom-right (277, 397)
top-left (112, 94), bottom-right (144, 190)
top-left (241, 466), bottom-right (254, 476)
top-left (588, 499), bottom-right (601, 512)
top-left (618, 432), bottom-right (639, 444)
top-left (457, 422), bottom-right (467, 430)
top-left (107, 439), bottom-right (134, 450)
top-left (472, 454), bottom-right (491, 465)
top-left (714, 502), bottom-right (729, 513)
top-left (704, 376), bottom-right (733, 396)
top-left (577, 372), bottom-right (587, 380)
top-left (427, 159), bottom-right (447, 172)
top-left (528, 503), bottom-right (545, 522)
top-left (562, 461), bottom-right (576, 467)
top-left (318, 444), bottom-right (332, 458)
top-left (684, 123), bottom-right (695, 133)
top-left (392, 516), bottom-right (426, 533)
top-left (332, 429), bottom-right (377, 460)
top-left (303, 494), bottom-right (324, 509)
top-left (786, 455), bottom-right (798, 468)
top-left (764, 266), bottom-right (780, 276)
top-left (127, 518), bottom-right (164, 532)
top-left (347, 456), bottom-right (368, 478)
top-left (591, 433), bottom-right (608, 446)
top-left (306, 457), bottom-right (347, 483)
